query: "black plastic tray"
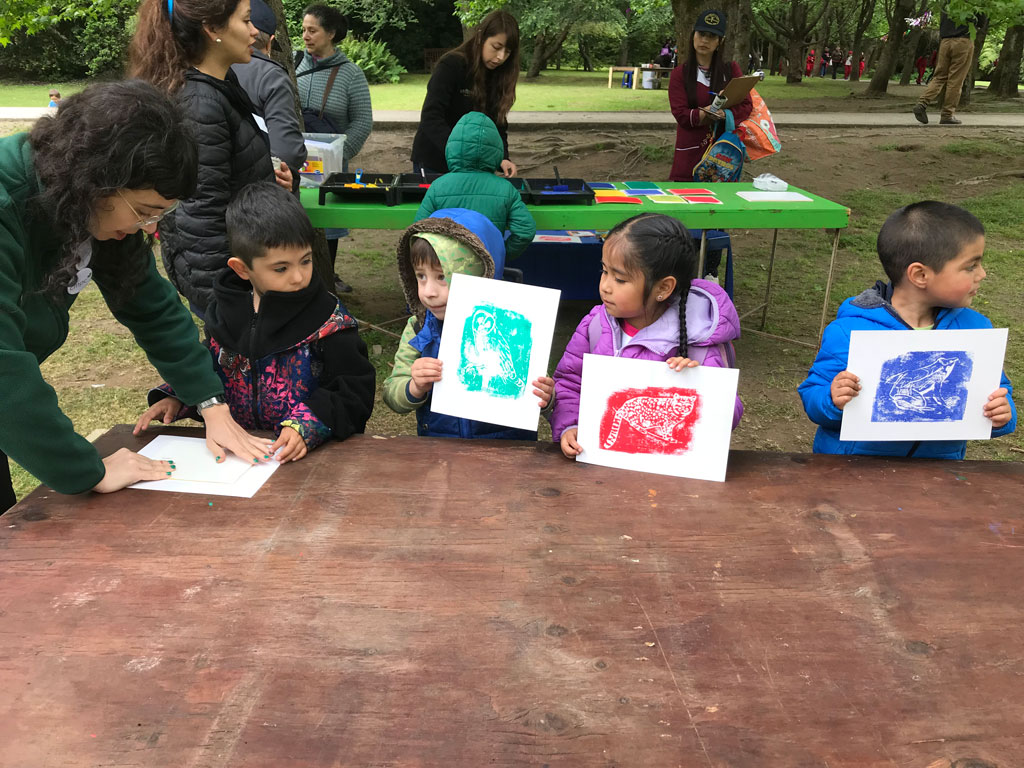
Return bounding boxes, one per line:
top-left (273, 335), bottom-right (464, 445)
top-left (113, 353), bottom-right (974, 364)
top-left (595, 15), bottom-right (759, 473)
top-left (318, 171), bottom-right (395, 206)
top-left (523, 177), bottom-right (595, 205)
top-left (391, 172), bottom-right (443, 206)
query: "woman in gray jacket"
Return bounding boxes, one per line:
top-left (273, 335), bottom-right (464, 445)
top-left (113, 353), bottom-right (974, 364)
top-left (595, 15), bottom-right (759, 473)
top-left (296, 3), bottom-right (373, 293)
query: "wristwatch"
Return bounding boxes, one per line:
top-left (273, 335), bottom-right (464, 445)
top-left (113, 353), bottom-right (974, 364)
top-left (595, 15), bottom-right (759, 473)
top-left (197, 396), bottom-right (226, 411)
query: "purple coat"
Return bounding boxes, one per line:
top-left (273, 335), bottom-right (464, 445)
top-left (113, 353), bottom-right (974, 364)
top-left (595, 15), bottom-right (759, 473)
top-left (550, 279), bottom-right (743, 439)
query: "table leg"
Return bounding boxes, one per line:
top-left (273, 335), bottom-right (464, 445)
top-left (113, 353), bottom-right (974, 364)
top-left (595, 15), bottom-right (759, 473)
top-left (818, 229), bottom-right (841, 347)
top-left (759, 228), bottom-right (779, 330)
top-left (633, 67), bottom-right (640, 90)
top-left (697, 231), bottom-right (708, 278)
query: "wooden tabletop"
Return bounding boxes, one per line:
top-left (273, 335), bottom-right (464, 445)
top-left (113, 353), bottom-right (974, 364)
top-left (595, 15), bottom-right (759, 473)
top-left (1, 426), bottom-right (1022, 767)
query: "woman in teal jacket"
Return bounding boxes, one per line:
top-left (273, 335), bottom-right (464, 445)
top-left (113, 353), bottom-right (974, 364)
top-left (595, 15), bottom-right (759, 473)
top-left (415, 112), bottom-right (535, 260)
top-left (0, 81), bottom-right (274, 512)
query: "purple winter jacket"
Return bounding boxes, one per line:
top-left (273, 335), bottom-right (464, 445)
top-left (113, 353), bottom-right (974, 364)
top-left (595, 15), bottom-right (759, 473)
top-left (550, 279), bottom-right (743, 440)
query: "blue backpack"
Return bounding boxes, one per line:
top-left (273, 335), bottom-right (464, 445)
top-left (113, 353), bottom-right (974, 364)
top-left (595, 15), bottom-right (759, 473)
top-left (692, 111), bottom-right (744, 183)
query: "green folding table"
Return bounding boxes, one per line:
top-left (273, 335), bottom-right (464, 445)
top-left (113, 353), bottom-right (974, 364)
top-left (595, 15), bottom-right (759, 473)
top-left (302, 182), bottom-right (850, 347)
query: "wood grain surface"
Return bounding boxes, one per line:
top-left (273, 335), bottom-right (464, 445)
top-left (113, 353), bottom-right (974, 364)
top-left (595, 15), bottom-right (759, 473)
top-left (1, 426), bottom-right (1021, 767)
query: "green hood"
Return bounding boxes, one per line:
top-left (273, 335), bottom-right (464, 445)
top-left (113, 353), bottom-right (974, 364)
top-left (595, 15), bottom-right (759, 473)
top-left (396, 215), bottom-right (496, 323)
top-left (444, 111), bottom-right (504, 174)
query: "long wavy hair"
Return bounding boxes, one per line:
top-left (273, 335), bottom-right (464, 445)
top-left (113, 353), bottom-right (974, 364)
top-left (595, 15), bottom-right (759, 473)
top-left (28, 80), bottom-right (198, 305)
top-left (606, 214), bottom-right (697, 357)
top-left (130, 0), bottom-right (242, 92)
top-left (684, 27), bottom-right (729, 108)
top-left (444, 10), bottom-right (520, 126)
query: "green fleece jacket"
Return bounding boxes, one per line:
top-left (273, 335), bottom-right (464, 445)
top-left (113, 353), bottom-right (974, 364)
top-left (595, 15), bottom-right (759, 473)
top-left (0, 133), bottom-right (224, 494)
top-left (415, 112), bottom-right (536, 259)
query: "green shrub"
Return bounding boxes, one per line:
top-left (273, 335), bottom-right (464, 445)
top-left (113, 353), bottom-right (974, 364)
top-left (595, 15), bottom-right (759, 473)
top-left (339, 37), bottom-right (406, 84)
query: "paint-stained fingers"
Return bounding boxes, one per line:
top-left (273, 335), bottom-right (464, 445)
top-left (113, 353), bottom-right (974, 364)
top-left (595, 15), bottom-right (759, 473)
top-left (93, 448), bottom-right (175, 493)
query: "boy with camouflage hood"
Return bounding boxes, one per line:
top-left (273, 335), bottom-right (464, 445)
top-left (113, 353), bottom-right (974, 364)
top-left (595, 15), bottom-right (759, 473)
top-left (384, 208), bottom-right (552, 439)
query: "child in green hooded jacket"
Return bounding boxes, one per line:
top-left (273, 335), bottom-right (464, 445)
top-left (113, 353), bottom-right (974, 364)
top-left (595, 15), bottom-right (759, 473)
top-left (415, 112), bottom-right (536, 260)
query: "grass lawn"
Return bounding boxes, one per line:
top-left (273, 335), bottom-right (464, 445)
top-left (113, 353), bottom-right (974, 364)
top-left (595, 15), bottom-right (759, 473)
top-left (0, 80), bottom-right (88, 107)
top-left (2, 70), bottom-right (1019, 112)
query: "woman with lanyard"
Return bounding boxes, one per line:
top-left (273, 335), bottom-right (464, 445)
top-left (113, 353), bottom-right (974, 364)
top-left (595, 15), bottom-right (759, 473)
top-left (129, 0), bottom-right (292, 318)
top-left (667, 8), bottom-right (752, 184)
top-left (410, 10), bottom-right (521, 177)
top-left (296, 3), bottom-right (373, 294)
top-left (0, 81), bottom-right (274, 513)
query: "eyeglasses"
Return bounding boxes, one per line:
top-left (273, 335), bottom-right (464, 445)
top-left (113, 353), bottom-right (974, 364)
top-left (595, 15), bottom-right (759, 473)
top-left (117, 189), bottom-right (179, 229)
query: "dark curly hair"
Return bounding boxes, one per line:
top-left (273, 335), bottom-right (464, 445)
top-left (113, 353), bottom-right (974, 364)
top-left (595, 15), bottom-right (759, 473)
top-left (28, 80), bottom-right (198, 305)
top-left (130, 0), bottom-right (243, 92)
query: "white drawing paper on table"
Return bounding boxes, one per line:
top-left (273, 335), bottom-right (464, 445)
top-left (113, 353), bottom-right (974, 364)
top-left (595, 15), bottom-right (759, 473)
top-left (129, 435), bottom-right (280, 498)
top-left (576, 354), bottom-right (738, 482)
top-left (736, 191), bottom-right (813, 203)
top-left (431, 273), bottom-right (560, 431)
top-left (840, 328), bottom-right (1008, 442)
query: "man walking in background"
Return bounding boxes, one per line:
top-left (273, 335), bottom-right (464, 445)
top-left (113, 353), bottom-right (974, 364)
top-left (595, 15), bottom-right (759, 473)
top-left (913, 10), bottom-right (981, 125)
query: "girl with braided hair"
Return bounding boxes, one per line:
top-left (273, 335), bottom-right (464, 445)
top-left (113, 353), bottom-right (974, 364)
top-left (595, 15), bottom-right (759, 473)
top-left (549, 213), bottom-right (743, 458)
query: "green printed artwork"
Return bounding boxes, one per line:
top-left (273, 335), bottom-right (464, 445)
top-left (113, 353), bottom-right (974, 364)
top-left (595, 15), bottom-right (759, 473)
top-left (458, 305), bottom-right (532, 398)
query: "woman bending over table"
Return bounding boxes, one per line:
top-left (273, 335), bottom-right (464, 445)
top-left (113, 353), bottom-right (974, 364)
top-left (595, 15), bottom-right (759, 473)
top-left (0, 81), bottom-right (274, 513)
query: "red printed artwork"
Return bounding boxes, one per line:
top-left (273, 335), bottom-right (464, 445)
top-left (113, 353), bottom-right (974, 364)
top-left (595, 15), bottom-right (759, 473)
top-left (598, 386), bottom-right (701, 455)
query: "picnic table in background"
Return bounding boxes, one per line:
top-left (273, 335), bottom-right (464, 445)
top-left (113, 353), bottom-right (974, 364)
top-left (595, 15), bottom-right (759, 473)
top-left (2, 425), bottom-right (1022, 765)
top-left (302, 182), bottom-right (850, 347)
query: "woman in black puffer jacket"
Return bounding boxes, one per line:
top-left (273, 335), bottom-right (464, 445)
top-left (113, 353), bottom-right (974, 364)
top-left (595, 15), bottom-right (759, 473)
top-left (130, 0), bottom-right (292, 316)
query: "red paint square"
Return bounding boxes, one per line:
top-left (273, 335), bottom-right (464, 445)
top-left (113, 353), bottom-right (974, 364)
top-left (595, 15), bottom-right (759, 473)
top-left (682, 196), bottom-right (722, 205)
top-left (669, 188), bottom-right (714, 195)
top-left (596, 196), bottom-right (643, 204)
top-left (599, 386), bottom-right (701, 455)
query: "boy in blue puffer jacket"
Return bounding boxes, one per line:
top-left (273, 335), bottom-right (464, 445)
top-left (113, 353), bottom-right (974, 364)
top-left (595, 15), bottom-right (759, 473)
top-left (415, 112), bottom-right (536, 259)
top-left (383, 208), bottom-right (552, 440)
top-left (799, 201), bottom-right (1015, 458)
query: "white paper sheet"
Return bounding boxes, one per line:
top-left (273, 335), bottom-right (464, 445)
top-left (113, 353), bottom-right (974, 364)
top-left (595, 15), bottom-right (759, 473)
top-left (840, 328), bottom-right (1008, 442)
top-left (576, 354), bottom-right (739, 482)
top-left (129, 435), bottom-right (280, 498)
top-left (430, 273), bottom-right (561, 431)
top-left (736, 191), bottom-right (813, 202)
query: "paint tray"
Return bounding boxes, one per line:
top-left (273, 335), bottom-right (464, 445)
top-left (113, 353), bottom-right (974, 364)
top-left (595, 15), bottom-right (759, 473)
top-left (390, 172), bottom-right (443, 205)
top-left (506, 176), bottom-right (530, 202)
top-left (318, 171), bottom-right (395, 205)
top-left (524, 177), bottom-right (595, 205)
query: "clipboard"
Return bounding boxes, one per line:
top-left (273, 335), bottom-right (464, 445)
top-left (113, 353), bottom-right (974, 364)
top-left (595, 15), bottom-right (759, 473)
top-left (714, 74), bottom-right (760, 108)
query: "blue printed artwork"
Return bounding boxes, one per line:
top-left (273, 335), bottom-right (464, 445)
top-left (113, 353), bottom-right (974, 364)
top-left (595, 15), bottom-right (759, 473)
top-left (872, 350), bottom-right (973, 423)
top-left (458, 304), bottom-right (532, 399)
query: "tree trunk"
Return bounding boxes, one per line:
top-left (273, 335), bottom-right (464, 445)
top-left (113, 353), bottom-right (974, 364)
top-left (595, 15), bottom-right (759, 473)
top-left (579, 35), bottom-right (593, 72)
top-left (526, 25), bottom-right (573, 78)
top-left (787, 38), bottom-right (804, 83)
top-left (990, 24), bottom-right (1023, 98)
top-left (847, 0), bottom-right (878, 82)
top-left (898, 27), bottom-right (924, 85)
top-left (617, 36), bottom-right (629, 66)
top-left (733, 0), bottom-right (754, 71)
top-left (672, 0), bottom-right (704, 57)
top-left (865, 0), bottom-right (914, 95)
